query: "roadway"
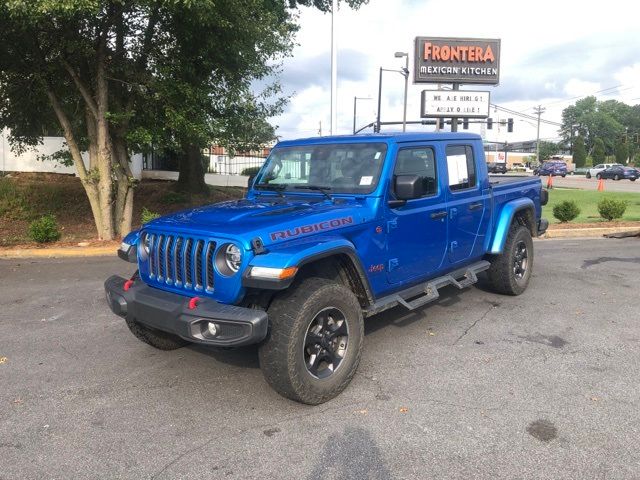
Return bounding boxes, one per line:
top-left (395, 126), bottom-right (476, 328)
top-left (490, 173), bottom-right (640, 192)
top-left (2, 238), bottom-right (640, 479)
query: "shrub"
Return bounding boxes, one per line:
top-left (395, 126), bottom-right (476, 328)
top-left (240, 166), bottom-right (261, 177)
top-left (28, 214), bottom-right (61, 243)
top-left (141, 207), bottom-right (161, 224)
top-left (552, 200), bottom-right (580, 223)
top-left (597, 198), bottom-right (627, 221)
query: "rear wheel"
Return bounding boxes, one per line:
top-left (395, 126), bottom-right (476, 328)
top-left (125, 318), bottom-right (189, 350)
top-left (486, 224), bottom-right (534, 296)
top-left (259, 277), bottom-right (364, 404)
top-left (614, 174), bottom-right (621, 181)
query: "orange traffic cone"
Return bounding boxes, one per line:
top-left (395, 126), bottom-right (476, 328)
top-left (597, 178), bottom-right (605, 192)
top-left (546, 175), bottom-right (553, 189)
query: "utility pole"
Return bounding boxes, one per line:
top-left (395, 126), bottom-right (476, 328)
top-left (330, 0), bottom-right (337, 135)
top-left (534, 105), bottom-right (545, 164)
top-left (451, 84), bottom-right (460, 132)
top-left (375, 67), bottom-right (383, 133)
top-left (318, 121), bottom-right (322, 137)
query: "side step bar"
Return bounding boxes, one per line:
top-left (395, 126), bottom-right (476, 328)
top-left (365, 260), bottom-right (490, 317)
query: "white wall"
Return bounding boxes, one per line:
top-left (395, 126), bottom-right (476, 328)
top-left (1, 130), bottom-right (144, 179)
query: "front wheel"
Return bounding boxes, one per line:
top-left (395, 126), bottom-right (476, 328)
top-left (259, 277), bottom-right (364, 404)
top-left (486, 224), bottom-right (534, 296)
top-left (614, 174), bottom-right (621, 181)
top-left (596, 173), bottom-right (602, 180)
top-left (586, 172), bottom-right (591, 179)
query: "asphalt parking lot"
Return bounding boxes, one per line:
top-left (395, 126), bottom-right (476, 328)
top-left (1, 237), bottom-right (640, 479)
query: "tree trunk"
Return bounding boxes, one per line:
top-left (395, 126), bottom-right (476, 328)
top-left (112, 135), bottom-right (135, 237)
top-left (176, 143), bottom-right (208, 194)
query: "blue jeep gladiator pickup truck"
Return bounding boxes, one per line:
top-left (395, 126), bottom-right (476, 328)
top-left (105, 132), bottom-right (548, 404)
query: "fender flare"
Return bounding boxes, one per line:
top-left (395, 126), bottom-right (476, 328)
top-left (489, 198), bottom-right (535, 254)
top-left (243, 237), bottom-right (374, 304)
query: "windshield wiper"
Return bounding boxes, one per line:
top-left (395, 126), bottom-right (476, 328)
top-left (254, 183), bottom-right (286, 197)
top-left (294, 185), bottom-right (333, 201)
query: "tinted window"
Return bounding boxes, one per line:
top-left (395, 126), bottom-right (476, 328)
top-left (446, 145), bottom-right (476, 191)
top-left (393, 147), bottom-right (437, 198)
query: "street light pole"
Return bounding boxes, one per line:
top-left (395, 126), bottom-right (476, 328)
top-left (330, 0), bottom-right (337, 135)
top-left (394, 52), bottom-right (409, 132)
top-left (534, 105), bottom-right (545, 163)
top-left (375, 67), bottom-right (383, 133)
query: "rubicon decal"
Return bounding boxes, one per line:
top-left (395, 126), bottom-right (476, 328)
top-left (270, 217), bottom-right (354, 241)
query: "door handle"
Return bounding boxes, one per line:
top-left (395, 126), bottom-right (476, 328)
top-left (469, 202), bottom-right (483, 210)
top-left (430, 211), bottom-right (448, 220)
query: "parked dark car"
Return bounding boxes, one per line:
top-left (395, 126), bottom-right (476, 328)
top-left (487, 162), bottom-right (507, 174)
top-left (535, 161), bottom-right (567, 177)
top-left (597, 166), bottom-right (639, 181)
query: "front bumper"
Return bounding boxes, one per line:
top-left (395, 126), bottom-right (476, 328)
top-left (104, 275), bottom-right (268, 347)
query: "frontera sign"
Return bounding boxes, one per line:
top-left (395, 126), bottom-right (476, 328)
top-left (414, 37), bottom-right (501, 85)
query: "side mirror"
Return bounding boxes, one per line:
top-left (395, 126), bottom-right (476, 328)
top-left (395, 175), bottom-right (424, 200)
top-left (389, 175), bottom-right (424, 207)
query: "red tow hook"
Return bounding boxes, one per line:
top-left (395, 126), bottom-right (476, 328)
top-left (188, 297), bottom-right (201, 310)
top-left (123, 279), bottom-right (134, 291)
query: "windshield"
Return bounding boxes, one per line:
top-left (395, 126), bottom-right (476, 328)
top-left (254, 143), bottom-right (388, 194)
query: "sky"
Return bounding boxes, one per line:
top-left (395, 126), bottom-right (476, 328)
top-left (269, 0), bottom-right (640, 144)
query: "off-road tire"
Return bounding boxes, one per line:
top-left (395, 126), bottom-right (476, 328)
top-left (259, 277), bottom-right (364, 404)
top-left (486, 224), bottom-right (534, 296)
top-left (125, 317), bottom-right (189, 350)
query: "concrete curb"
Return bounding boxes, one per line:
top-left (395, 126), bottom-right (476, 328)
top-left (0, 245), bottom-right (115, 259)
top-left (543, 226), bottom-right (640, 239)
top-left (2, 225), bottom-right (639, 259)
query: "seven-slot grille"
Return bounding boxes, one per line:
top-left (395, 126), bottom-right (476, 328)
top-left (145, 233), bottom-right (216, 292)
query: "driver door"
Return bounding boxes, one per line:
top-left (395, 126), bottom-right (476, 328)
top-left (386, 145), bottom-right (448, 284)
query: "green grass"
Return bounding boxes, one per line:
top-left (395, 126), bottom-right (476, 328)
top-left (543, 188), bottom-right (640, 224)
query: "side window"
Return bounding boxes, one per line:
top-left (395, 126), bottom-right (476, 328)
top-left (595, 164), bottom-right (603, 169)
top-left (393, 147), bottom-right (437, 198)
top-left (446, 145), bottom-right (476, 191)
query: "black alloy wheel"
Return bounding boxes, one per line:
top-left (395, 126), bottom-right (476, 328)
top-left (303, 307), bottom-right (349, 379)
top-left (513, 241), bottom-right (529, 282)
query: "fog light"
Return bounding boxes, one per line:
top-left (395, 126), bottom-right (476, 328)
top-left (207, 322), bottom-right (219, 337)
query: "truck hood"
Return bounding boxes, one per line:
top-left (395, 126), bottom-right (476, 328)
top-left (146, 196), bottom-right (371, 245)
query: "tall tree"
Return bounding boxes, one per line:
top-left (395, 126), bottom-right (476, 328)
top-left (0, 0), bottom-right (367, 238)
top-left (561, 96), bottom-right (631, 155)
top-left (537, 141), bottom-right (559, 162)
top-left (573, 134), bottom-right (587, 168)
top-left (614, 138), bottom-right (629, 164)
top-left (593, 137), bottom-right (606, 164)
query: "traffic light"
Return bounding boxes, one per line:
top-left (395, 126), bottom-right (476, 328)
top-left (463, 118), bottom-right (469, 130)
top-left (507, 118), bottom-right (513, 133)
top-left (487, 118), bottom-right (493, 130)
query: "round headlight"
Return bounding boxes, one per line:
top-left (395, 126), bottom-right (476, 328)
top-left (142, 233), bottom-right (151, 255)
top-left (224, 244), bottom-right (242, 273)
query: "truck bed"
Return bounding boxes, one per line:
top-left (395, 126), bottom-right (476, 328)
top-left (488, 174), bottom-right (537, 187)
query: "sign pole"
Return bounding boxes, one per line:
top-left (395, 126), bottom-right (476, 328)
top-left (450, 84), bottom-right (459, 132)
